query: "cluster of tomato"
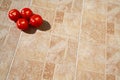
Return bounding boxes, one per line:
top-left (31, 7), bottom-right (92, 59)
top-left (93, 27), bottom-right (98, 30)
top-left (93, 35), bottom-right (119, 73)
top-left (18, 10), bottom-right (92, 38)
top-left (8, 8), bottom-right (43, 30)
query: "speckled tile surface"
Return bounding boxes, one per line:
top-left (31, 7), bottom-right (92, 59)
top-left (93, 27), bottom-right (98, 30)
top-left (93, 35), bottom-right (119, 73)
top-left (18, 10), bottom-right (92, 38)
top-left (0, 0), bottom-right (120, 80)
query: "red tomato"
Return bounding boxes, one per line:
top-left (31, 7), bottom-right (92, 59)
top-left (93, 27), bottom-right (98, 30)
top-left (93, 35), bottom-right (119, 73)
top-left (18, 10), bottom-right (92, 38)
top-left (8, 9), bottom-right (21, 22)
top-left (16, 18), bottom-right (29, 30)
top-left (30, 14), bottom-right (43, 27)
top-left (21, 8), bottom-right (33, 20)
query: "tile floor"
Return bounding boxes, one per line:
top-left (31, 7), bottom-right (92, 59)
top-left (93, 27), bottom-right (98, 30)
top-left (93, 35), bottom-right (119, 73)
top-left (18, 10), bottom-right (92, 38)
top-left (0, 0), bottom-right (120, 80)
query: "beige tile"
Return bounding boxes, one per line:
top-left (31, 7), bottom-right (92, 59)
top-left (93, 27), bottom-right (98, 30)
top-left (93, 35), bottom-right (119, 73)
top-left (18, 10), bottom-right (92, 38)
top-left (52, 12), bottom-right (81, 39)
top-left (107, 2), bottom-right (120, 37)
top-left (81, 11), bottom-right (106, 45)
top-left (8, 59), bottom-right (44, 80)
top-left (15, 32), bottom-right (50, 62)
top-left (43, 62), bottom-right (55, 80)
top-left (106, 35), bottom-right (120, 76)
top-left (117, 76), bottom-right (120, 80)
top-left (107, 22), bottom-right (114, 35)
top-left (53, 61), bottom-right (76, 80)
top-left (64, 38), bottom-right (78, 64)
top-left (72, 0), bottom-right (83, 13)
top-left (0, 0), bottom-right (12, 11)
top-left (55, 11), bottom-right (64, 23)
top-left (10, 0), bottom-right (31, 10)
top-left (106, 2), bottom-right (120, 76)
top-left (0, 11), bottom-right (7, 25)
top-left (106, 74), bottom-right (116, 80)
top-left (46, 35), bottom-right (67, 64)
top-left (57, 0), bottom-right (73, 12)
top-left (0, 24), bottom-right (9, 47)
top-left (77, 0), bottom-right (106, 73)
top-left (53, 38), bottom-right (77, 80)
top-left (76, 70), bottom-right (105, 80)
top-left (0, 25), bottom-right (21, 80)
top-left (32, 0), bottom-right (59, 10)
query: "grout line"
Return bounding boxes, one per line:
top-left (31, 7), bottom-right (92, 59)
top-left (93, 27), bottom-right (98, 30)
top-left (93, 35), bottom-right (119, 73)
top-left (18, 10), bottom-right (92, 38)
top-left (71, 0), bottom-right (75, 12)
top-left (30, 0), bottom-right (32, 6)
top-left (74, 0), bottom-right (85, 80)
top-left (41, 9), bottom-right (57, 80)
top-left (5, 31), bottom-right (22, 80)
top-left (105, 0), bottom-right (108, 80)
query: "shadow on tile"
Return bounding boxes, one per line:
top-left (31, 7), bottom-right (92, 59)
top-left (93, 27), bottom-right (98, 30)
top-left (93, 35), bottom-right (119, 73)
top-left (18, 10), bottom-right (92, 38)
top-left (23, 20), bottom-right (51, 34)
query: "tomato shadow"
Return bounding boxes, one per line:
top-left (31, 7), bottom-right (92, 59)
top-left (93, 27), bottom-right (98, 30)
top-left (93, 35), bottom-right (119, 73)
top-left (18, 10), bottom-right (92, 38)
top-left (22, 20), bottom-right (51, 34)
top-left (37, 20), bottom-right (51, 31)
top-left (22, 25), bottom-right (37, 34)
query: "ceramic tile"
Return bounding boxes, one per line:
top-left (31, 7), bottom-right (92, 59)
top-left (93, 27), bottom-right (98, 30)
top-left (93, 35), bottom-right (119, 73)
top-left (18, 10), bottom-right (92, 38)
top-left (0, 24), bottom-right (9, 47)
top-left (76, 70), bottom-right (105, 80)
top-left (71, 0), bottom-right (83, 13)
top-left (106, 74), bottom-right (116, 80)
top-left (53, 38), bottom-right (78, 80)
top-left (106, 1), bottom-right (120, 76)
top-left (43, 62), bottom-right (55, 80)
top-left (46, 34), bottom-right (67, 64)
top-left (77, 0), bottom-right (106, 73)
top-left (106, 35), bottom-right (120, 75)
top-left (0, 25), bottom-right (21, 80)
top-left (8, 59), bottom-right (44, 80)
top-left (117, 76), bottom-right (120, 80)
top-left (107, 2), bottom-right (120, 37)
top-left (0, 11), bottom-right (7, 25)
top-left (53, 61), bottom-right (76, 80)
top-left (32, 0), bottom-right (59, 10)
top-left (0, 0), bottom-right (12, 11)
top-left (64, 38), bottom-right (78, 64)
top-left (0, 0), bottom-right (3, 6)
top-left (52, 12), bottom-right (81, 39)
top-left (10, 0), bottom-right (31, 10)
top-left (57, 0), bottom-right (73, 12)
top-left (55, 11), bottom-right (64, 23)
top-left (15, 32), bottom-right (50, 62)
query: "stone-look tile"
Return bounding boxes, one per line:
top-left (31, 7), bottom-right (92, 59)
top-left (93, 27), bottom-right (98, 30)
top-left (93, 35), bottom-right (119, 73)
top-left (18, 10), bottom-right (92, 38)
top-left (76, 70), bottom-right (105, 80)
top-left (117, 76), bottom-right (120, 80)
top-left (0, 24), bottom-right (9, 47)
top-left (0, 0), bottom-right (12, 11)
top-left (71, 0), bottom-right (83, 13)
top-left (106, 1), bottom-right (120, 76)
top-left (43, 62), bottom-right (55, 80)
top-left (53, 61), bottom-right (75, 80)
top-left (57, 0), bottom-right (73, 12)
top-left (0, 11), bottom-right (7, 25)
top-left (14, 32), bottom-right (50, 62)
top-left (107, 2), bottom-right (120, 37)
top-left (10, 0), bottom-right (31, 10)
top-left (8, 59), bottom-right (44, 80)
top-left (77, 42), bottom-right (105, 73)
top-left (106, 74), bottom-right (116, 80)
top-left (0, 24), bottom-right (21, 80)
top-left (31, 5), bottom-right (55, 30)
top-left (46, 35), bottom-right (67, 64)
top-left (64, 38), bottom-right (78, 63)
top-left (55, 11), bottom-right (64, 23)
top-left (52, 12), bottom-right (81, 39)
top-left (0, 0), bottom-right (3, 6)
top-left (77, 0), bottom-right (106, 73)
top-left (106, 35), bottom-right (120, 75)
top-left (53, 38), bottom-right (78, 80)
top-left (32, 0), bottom-right (59, 10)
top-left (84, 0), bottom-right (107, 15)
